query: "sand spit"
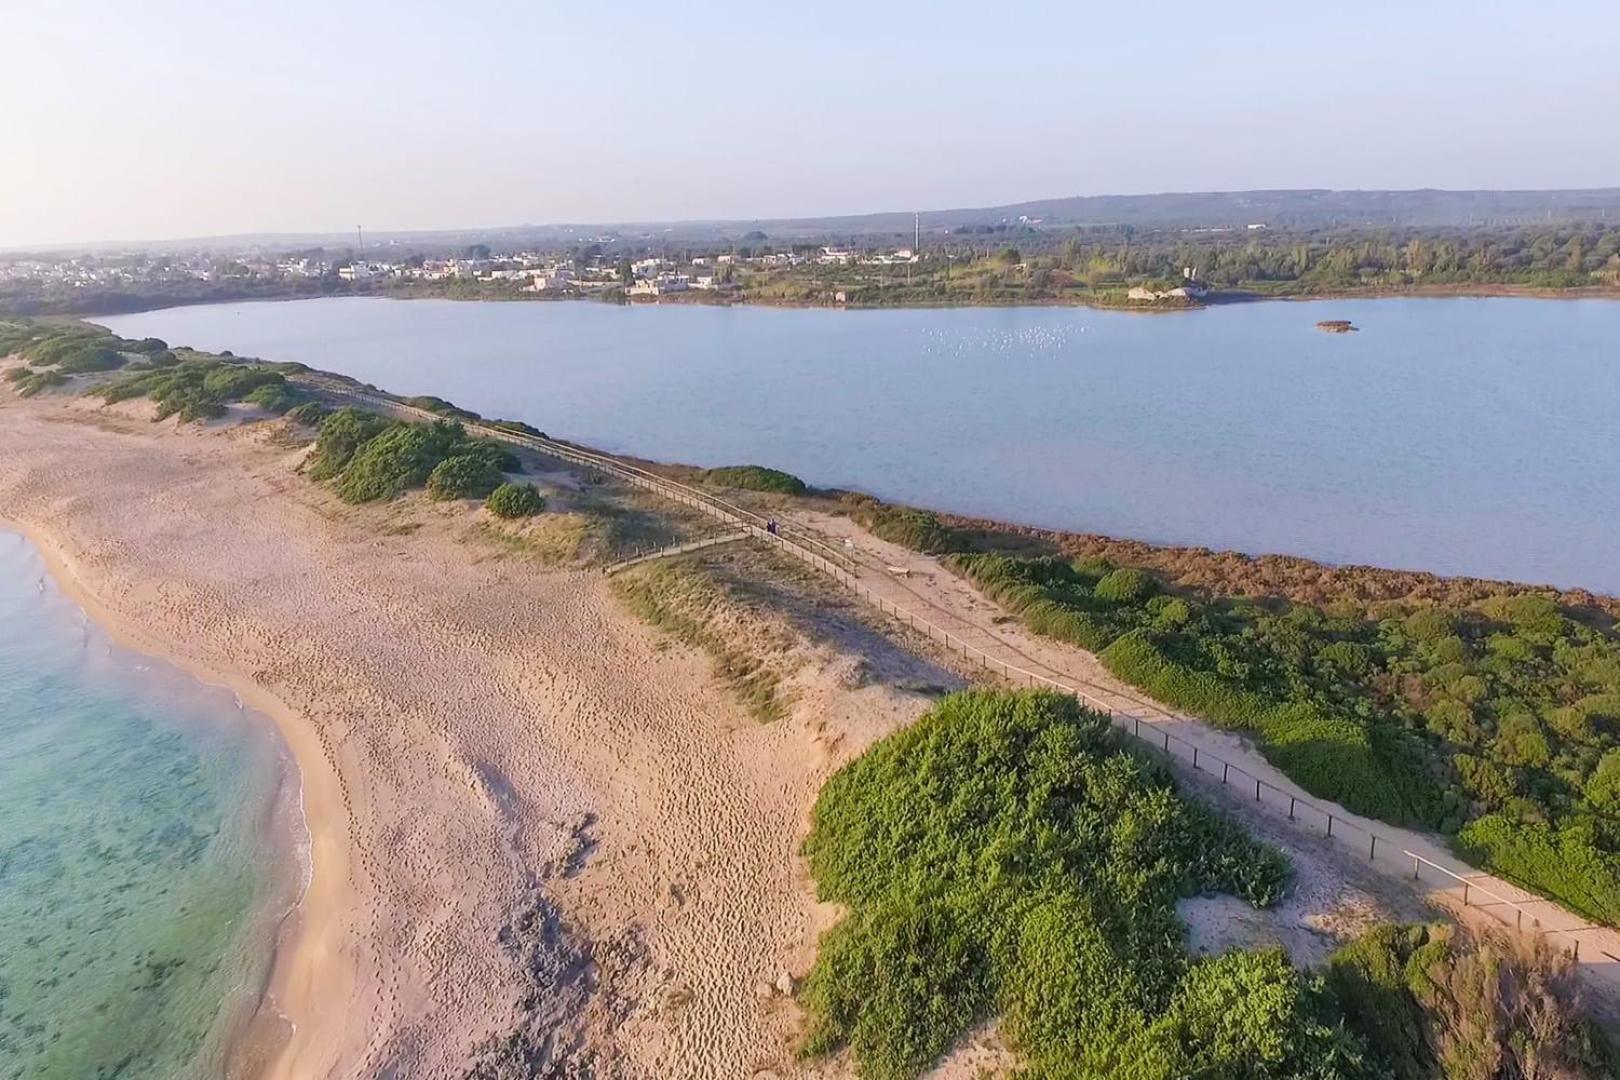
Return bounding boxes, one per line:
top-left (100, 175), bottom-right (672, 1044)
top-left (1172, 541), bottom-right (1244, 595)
top-left (0, 391), bottom-right (936, 1078)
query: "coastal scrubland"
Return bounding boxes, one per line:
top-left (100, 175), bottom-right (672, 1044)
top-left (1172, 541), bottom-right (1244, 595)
top-left (800, 688), bottom-right (1618, 1079)
top-left (823, 494), bottom-right (1620, 929)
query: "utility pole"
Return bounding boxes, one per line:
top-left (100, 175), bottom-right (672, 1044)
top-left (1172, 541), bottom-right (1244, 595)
top-left (357, 225), bottom-right (364, 251)
top-left (909, 211), bottom-right (919, 287)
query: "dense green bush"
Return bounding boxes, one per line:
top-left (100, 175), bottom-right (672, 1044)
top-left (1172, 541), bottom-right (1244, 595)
top-left (334, 420), bottom-right (469, 503)
top-left (306, 407), bottom-right (393, 478)
top-left (243, 382), bottom-right (303, 415)
top-left (13, 368), bottom-right (67, 397)
top-left (486, 418), bottom-right (547, 438)
top-left (92, 356), bottom-right (297, 423)
top-left (283, 401), bottom-right (330, 426)
top-left (302, 412), bottom-right (513, 505)
top-left (1095, 567), bottom-right (1158, 604)
top-left (798, 689), bottom-right (1351, 1078)
top-left (1321, 924), bottom-right (1441, 1080)
top-left (1322, 922), bottom-right (1616, 1078)
top-left (948, 549), bottom-right (1620, 921)
top-left (427, 454), bottom-right (505, 500)
top-left (853, 503), bottom-right (965, 554)
top-left (1455, 816), bottom-right (1620, 925)
top-left (54, 346), bottom-right (126, 374)
top-left (699, 464), bottom-right (808, 495)
top-left (406, 394), bottom-right (481, 420)
top-left (485, 482), bottom-right (544, 519)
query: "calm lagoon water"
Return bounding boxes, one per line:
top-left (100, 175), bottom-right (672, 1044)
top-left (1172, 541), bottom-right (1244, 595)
top-left (0, 531), bottom-right (294, 1079)
top-left (102, 295), bottom-right (1620, 593)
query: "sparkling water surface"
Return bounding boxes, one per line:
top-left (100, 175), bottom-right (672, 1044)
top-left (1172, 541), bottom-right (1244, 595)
top-left (100, 296), bottom-right (1620, 592)
top-left (0, 531), bottom-right (291, 1080)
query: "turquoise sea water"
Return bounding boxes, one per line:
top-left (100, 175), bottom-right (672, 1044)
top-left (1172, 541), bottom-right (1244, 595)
top-left (0, 530), bottom-right (295, 1079)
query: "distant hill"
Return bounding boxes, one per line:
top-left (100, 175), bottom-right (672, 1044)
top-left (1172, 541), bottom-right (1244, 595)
top-left (748, 188), bottom-right (1620, 237)
top-left (22, 188), bottom-right (1620, 255)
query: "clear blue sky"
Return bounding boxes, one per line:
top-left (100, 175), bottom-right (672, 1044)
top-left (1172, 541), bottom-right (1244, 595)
top-left (5, 0), bottom-right (1617, 246)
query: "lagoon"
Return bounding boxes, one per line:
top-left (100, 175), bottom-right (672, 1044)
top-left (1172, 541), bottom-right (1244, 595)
top-left (101, 296), bottom-right (1620, 593)
top-left (0, 531), bottom-right (294, 1080)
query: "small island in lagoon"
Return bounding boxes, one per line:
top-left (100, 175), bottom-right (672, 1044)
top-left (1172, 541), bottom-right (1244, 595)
top-left (1316, 319), bottom-right (1359, 333)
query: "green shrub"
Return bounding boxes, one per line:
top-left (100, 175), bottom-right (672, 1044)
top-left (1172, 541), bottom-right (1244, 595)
top-left (1094, 567), bottom-right (1158, 604)
top-left (699, 464), bottom-right (808, 495)
top-left (405, 394), bottom-right (480, 420)
top-left (14, 369), bottom-right (66, 397)
top-left (799, 689), bottom-right (1322, 1079)
top-left (1481, 594), bottom-right (1564, 640)
top-left (852, 502), bottom-right (964, 554)
top-left (427, 454), bottom-right (505, 500)
top-left (1322, 924), bottom-right (1440, 1080)
top-left (487, 418), bottom-right (547, 438)
top-left (55, 346), bottom-right (126, 374)
top-left (334, 420), bottom-right (467, 503)
top-left (486, 482), bottom-right (544, 519)
top-left (1455, 815), bottom-right (1620, 925)
top-left (202, 364), bottom-right (282, 400)
top-left (243, 382), bottom-right (302, 415)
top-left (1403, 607), bottom-right (1458, 644)
top-left (306, 407), bottom-right (393, 479)
top-left (90, 358), bottom-right (294, 424)
top-left (283, 401), bottom-right (330, 426)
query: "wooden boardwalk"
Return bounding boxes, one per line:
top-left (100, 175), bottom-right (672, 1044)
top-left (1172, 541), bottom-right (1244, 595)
top-left (602, 529), bottom-right (751, 575)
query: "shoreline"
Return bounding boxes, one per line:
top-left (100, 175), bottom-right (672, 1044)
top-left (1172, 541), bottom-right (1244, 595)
top-left (38, 278), bottom-right (1620, 322)
top-left (0, 515), bottom-right (352, 1080)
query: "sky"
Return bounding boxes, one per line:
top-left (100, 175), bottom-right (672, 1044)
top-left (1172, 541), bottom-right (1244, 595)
top-left (5, 1), bottom-right (1618, 248)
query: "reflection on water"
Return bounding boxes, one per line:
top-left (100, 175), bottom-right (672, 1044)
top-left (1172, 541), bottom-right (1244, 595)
top-left (0, 531), bottom-right (292, 1079)
top-left (101, 295), bottom-right (1620, 591)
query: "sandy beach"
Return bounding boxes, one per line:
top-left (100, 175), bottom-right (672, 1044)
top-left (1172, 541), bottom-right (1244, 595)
top-left (0, 387), bottom-right (959, 1077)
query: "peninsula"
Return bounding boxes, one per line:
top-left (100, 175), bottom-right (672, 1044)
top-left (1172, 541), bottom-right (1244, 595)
top-left (4, 317), bottom-right (1620, 1078)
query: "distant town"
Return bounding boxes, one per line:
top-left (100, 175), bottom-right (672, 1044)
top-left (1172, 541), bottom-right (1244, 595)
top-left (3, 203), bottom-right (1617, 317)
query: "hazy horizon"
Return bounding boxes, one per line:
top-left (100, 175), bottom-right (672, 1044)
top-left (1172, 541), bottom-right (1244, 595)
top-left (7, 1), bottom-right (1619, 248)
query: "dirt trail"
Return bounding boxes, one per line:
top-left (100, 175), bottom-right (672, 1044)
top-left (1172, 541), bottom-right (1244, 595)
top-left (784, 508), bottom-right (1620, 1010)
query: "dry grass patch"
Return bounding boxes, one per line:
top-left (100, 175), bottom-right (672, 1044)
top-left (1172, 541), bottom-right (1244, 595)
top-left (473, 513), bottom-right (593, 567)
top-left (611, 559), bottom-right (802, 723)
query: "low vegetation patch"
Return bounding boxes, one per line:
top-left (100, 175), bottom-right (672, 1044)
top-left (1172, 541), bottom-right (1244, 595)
top-left (54, 346), bottom-right (126, 374)
top-left (485, 481), bottom-right (545, 518)
top-left (284, 401), bottom-right (330, 426)
top-left (699, 464), bottom-right (807, 495)
top-left (1322, 922), bottom-right (1615, 1079)
top-left (302, 407), bottom-right (519, 504)
top-left (947, 551), bottom-right (1620, 925)
top-left (92, 356), bottom-right (301, 422)
top-left (611, 560), bottom-right (797, 723)
top-left (844, 496), bottom-right (966, 555)
top-left (427, 454), bottom-right (505, 501)
top-left (797, 688), bottom-right (1369, 1079)
top-left (10, 367), bottom-right (67, 396)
